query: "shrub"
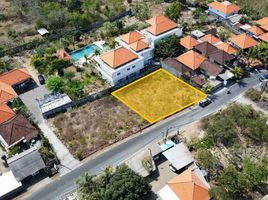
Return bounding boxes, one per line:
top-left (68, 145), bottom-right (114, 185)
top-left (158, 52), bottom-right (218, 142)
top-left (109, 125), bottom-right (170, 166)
top-left (245, 88), bottom-right (262, 102)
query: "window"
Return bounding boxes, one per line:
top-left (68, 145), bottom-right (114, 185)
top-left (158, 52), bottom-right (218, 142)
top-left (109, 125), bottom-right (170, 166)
top-left (132, 66), bottom-right (135, 69)
top-left (127, 68), bottom-right (130, 71)
top-left (117, 72), bottom-right (121, 76)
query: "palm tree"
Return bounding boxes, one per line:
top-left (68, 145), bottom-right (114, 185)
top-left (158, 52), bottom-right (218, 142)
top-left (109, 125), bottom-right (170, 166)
top-left (231, 66), bottom-right (244, 80)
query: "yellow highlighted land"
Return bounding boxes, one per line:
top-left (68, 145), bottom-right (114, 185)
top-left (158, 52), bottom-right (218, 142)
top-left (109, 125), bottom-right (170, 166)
top-left (112, 69), bottom-right (207, 123)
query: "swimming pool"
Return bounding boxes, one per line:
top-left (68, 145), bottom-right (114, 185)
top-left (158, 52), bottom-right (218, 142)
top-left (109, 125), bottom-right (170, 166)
top-left (70, 44), bottom-right (100, 61)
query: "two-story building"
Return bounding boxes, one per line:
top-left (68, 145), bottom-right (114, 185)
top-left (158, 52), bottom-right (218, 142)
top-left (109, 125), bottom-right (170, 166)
top-left (95, 47), bottom-right (144, 86)
top-left (208, 1), bottom-right (240, 19)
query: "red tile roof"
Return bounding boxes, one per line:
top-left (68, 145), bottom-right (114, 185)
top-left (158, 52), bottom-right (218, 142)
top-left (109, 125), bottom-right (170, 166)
top-left (215, 42), bottom-right (237, 54)
top-left (247, 26), bottom-right (265, 36)
top-left (56, 49), bottom-right (71, 61)
top-left (0, 104), bottom-right (16, 124)
top-left (208, 1), bottom-right (240, 15)
top-left (256, 17), bottom-right (268, 26)
top-left (0, 69), bottom-right (31, 86)
top-left (228, 33), bottom-right (258, 49)
top-left (260, 24), bottom-right (268, 32)
top-left (146, 15), bottom-right (170, 25)
top-left (200, 34), bottom-right (221, 45)
top-left (129, 40), bottom-right (149, 52)
top-left (0, 114), bottom-right (38, 146)
top-left (146, 19), bottom-right (177, 36)
top-left (100, 47), bottom-right (138, 69)
top-left (180, 36), bottom-right (199, 49)
top-left (120, 31), bottom-right (144, 45)
top-left (259, 33), bottom-right (268, 43)
top-left (176, 50), bottom-right (206, 70)
top-left (0, 81), bottom-right (17, 104)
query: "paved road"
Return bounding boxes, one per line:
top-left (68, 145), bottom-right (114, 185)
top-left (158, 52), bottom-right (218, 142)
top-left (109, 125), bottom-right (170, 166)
top-left (27, 72), bottom-right (262, 200)
top-left (19, 85), bottom-right (80, 175)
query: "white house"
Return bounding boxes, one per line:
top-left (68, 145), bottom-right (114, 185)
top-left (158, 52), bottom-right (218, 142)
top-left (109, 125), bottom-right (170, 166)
top-left (208, 1), bottom-right (240, 19)
top-left (95, 47), bottom-right (144, 86)
top-left (141, 15), bottom-right (183, 47)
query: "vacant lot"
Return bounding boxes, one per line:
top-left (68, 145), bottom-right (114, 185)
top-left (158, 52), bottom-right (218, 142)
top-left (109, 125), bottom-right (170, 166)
top-left (112, 69), bottom-right (206, 123)
top-left (51, 96), bottom-right (147, 160)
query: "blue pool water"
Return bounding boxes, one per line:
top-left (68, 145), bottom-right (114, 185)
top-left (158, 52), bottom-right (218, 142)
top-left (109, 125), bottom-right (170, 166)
top-left (70, 44), bottom-right (100, 61)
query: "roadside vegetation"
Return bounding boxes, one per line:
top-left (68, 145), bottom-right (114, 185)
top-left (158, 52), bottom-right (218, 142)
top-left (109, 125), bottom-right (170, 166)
top-left (191, 103), bottom-right (268, 200)
top-left (51, 96), bottom-right (147, 160)
top-left (76, 164), bottom-right (151, 200)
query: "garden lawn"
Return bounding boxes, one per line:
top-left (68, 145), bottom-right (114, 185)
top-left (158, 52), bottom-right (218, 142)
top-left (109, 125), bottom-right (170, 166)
top-left (112, 69), bottom-right (207, 123)
top-left (52, 96), bottom-right (147, 160)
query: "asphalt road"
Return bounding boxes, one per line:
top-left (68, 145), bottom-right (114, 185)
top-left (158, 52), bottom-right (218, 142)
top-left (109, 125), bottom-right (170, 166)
top-left (27, 72), bottom-right (262, 200)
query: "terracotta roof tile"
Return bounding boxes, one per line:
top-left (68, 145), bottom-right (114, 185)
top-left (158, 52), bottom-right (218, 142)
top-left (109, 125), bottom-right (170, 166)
top-left (120, 31), bottom-right (144, 45)
top-left (167, 169), bottom-right (210, 200)
top-left (228, 33), bottom-right (258, 49)
top-left (180, 36), bottom-right (199, 49)
top-left (129, 40), bottom-right (149, 52)
top-left (256, 17), bottom-right (268, 26)
top-left (200, 34), bottom-right (221, 45)
top-left (146, 19), bottom-right (177, 36)
top-left (56, 49), bottom-right (71, 61)
top-left (163, 57), bottom-right (191, 74)
top-left (208, 1), bottom-right (240, 15)
top-left (208, 49), bottom-right (235, 65)
top-left (260, 24), bottom-right (268, 32)
top-left (215, 42), bottom-right (237, 54)
top-left (0, 114), bottom-right (38, 146)
top-left (259, 33), bottom-right (268, 43)
top-left (247, 26), bottom-right (265, 36)
top-left (176, 50), bottom-right (206, 70)
top-left (0, 81), bottom-right (17, 104)
top-left (100, 47), bottom-right (138, 69)
top-left (146, 15), bottom-right (170, 25)
top-left (0, 104), bottom-right (16, 124)
top-left (0, 69), bottom-right (32, 86)
top-left (194, 41), bottom-right (218, 56)
top-left (200, 60), bottom-right (222, 76)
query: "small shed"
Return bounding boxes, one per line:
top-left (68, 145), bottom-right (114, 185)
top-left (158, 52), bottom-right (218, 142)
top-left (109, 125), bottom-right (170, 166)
top-left (37, 28), bottom-right (49, 36)
top-left (7, 147), bottom-right (46, 181)
top-left (162, 143), bottom-right (194, 171)
top-left (191, 30), bottom-right (205, 39)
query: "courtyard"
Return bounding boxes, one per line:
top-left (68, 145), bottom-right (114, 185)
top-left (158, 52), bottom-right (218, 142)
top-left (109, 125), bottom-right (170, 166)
top-left (112, 69), bottom-right (207, 123)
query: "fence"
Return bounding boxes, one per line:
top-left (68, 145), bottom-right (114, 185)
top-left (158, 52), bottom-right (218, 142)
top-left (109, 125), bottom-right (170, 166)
top-left (0, 10), bottom-right (132, 57)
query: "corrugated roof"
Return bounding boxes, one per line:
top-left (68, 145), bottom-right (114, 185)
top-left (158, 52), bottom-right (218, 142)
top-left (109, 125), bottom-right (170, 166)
top-left (176, 50), bottom-right (206, 70)
top-left (180, 36), bottom-right (199, 49)
top-left (100, 47), bottom-right (138, 69)
top-left (167, 168), bottom-right (210, 200)
top-left (200, 34), bottom-right (221, 45)
top-left (256, 17), bottom-right (268, 26)
top-left (0, 104), bottom-right (16, 125)
top-left (194, 41), bottom-right (218, 56)
top-left (146, 15), bottom-right (170, 25)
top-left (215, 42), bottom-right (237, 54)
top-left (0, 69), bottom-right (31, 86)
top-left (247, 26), bottom-right (265, 36)
top-left (8, 147), bottom-right (45, 181)
top-left (146, 19), bottom-right (177, 36)
top-left (208, 1), bottom-right (240, 15)
top-left (120, 31), bottom-right (144, 45)
top-left (129, 40), bottom-right (149, 52)
top-left (228, 33), bottom-right (258, 49)
top-left (0, 114), bottom-right (38, 147)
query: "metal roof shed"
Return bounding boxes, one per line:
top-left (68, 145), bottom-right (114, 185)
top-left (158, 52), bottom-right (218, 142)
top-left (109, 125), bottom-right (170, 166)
top-left (162, 143), bottom-right (194, 171)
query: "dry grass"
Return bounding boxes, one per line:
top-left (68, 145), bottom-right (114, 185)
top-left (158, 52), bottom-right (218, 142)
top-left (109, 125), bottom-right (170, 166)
top-left (112, 69), bottom-right (207, 123)
top-left (52, 96), bottom-right (147, 160)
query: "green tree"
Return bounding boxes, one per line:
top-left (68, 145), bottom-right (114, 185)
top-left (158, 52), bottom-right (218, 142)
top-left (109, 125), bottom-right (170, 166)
top-left (133, 4), bottom-right (150, 21)
top-left (48, 59), bottom-right (70, 75)
top-left (217, 30), bottom-right (230, 41)
top-left (231, 66), bottom-right (244, 79)
top-left (164, 1), bottom-right (181, 22)
top-left (45, 76), bottom-right (65, 93)
top-left (66, 80), bottom-right (85, 99)
top-left (154, 35), bottom-right (182, 59)
top-left (202, 83), bottom-right (213, 94)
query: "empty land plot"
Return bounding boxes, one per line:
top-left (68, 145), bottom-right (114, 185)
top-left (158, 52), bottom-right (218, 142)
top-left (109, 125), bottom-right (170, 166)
top-left (51, 96), bottom-right (147, 160)
top-left (112, 69), bottom-right (207, 123)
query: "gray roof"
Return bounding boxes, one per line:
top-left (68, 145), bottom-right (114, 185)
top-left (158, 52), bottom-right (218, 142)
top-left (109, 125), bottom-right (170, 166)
top-left (7, 147), bottom-right (45, 181)
top-left (163, 143), bottom-right (194, 170)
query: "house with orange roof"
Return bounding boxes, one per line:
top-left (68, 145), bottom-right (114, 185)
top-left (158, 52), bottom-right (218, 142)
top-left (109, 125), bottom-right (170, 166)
top-left (256, 17), bottom-right (268, 26)
top-left (180, 36), bottom-right (199, 50)
top-left (259, 33), bottom-right (268, 43)
top-left (215, 42), bottom-right (237, 54)
top-left (141, 16), bottom-right (182, 46)
top-left (94, 47), bottom-right (144, 85)
top-left (247, 26), bottom-right (265, 38)
top-left (115, 30), bottom-right (154, 65)
top-left (228, 33), bottom-right (258, 49)
top-left (200, 34), bottom-right (221, 45)
top-left (176, 50), bottom-right (206, 71)
top-left (158, 168), bottom-right (210, 200)
top-left (208, 1), bottom-right (240, 19)
top-left (0, 104), bottom-right (16, 125)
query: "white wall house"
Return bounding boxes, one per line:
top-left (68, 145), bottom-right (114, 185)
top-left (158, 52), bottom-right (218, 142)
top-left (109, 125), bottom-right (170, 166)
top-left (95, 47), bottom-right (144, 86)
top-left (208, 1), bottom-right (240, 19)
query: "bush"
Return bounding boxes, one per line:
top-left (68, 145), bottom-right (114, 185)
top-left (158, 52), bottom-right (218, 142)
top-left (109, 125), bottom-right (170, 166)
top-left (245, 88), bottom-right (262, 102)
top-left (45, 76), bottom-right (65, 93)
top-left (133, 4), bottom-right (150, 21)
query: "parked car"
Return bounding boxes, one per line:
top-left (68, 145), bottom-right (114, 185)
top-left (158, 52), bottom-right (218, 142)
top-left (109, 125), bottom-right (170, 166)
top-left (259, 74), bottom-right (268, 82)
top-left (38, 75), bottom-right (45, 85)
top-left (199, 98), bottom-right (212, 107)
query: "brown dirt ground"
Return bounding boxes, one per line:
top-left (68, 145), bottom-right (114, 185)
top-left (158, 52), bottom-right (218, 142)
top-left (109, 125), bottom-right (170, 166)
top-left (50, 96), bottom-right (148, 160)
